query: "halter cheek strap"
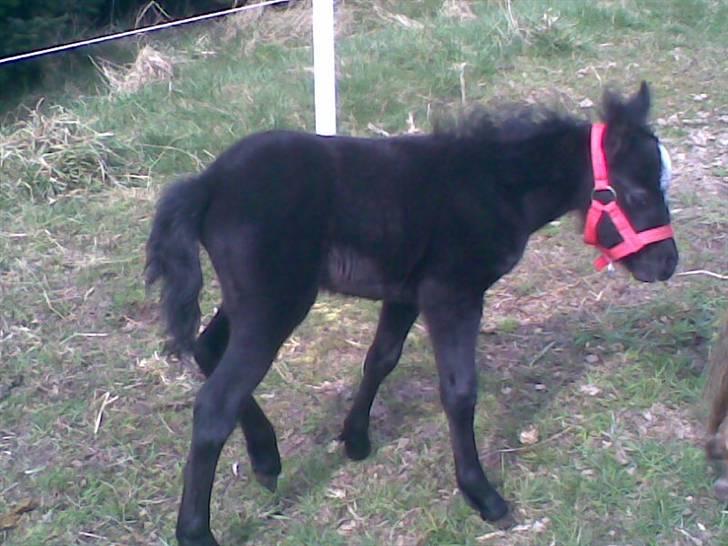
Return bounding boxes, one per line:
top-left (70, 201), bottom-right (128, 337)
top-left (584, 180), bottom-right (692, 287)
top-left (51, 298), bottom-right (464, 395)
top-left (583, 123), bottom-right (674, 271)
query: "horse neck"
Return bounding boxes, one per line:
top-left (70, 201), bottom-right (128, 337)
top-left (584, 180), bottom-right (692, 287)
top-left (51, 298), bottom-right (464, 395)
top-left (515, 123), bottom-right (592, 234)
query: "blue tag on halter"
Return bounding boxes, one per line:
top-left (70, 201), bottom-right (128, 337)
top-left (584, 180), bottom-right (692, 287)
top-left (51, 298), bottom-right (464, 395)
top-left (658, 142), bottom-right (672, 199)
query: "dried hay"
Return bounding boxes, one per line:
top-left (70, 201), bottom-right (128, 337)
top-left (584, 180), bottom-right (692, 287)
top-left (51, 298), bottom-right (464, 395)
top-left (221, 0), bottom-right (315, 47)
top-left (440, 0), bottom-right (477, 21)
top-left (0, 102), bottom-right (129, 201)
top-left (94, 45), bottom-right (175, 96)
top-left (220, 0), bottom-right (363, 48)
top-left (373, 4), bottom-right (425, 30)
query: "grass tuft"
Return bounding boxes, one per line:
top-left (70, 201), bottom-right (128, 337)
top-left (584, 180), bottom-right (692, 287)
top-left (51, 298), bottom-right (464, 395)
top-left (494, 1), bottom-right (582, 58)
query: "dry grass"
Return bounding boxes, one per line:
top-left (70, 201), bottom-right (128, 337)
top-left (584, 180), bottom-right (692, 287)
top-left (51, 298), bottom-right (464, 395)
top-left (372, 5), bottom-right (425, 30)
top-left (94, 45), bottom-right (176, 96)
top-left (0, 103), bottom-right (131, 201)
top-left (221, 0), bottom-right (315, 47)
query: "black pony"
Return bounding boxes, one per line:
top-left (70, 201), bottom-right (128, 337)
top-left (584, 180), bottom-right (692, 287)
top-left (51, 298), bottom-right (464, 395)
top-left (146, 83), bottom-right (678, 546)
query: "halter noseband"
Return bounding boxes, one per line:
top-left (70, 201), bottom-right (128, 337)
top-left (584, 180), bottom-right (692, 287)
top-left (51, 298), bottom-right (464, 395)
top-left (583, 123), bottom-right (674, 271)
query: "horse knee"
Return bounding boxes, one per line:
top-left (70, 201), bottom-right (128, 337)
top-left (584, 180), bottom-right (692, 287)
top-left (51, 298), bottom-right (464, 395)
top-left (363, 344), bottom-right (400, 378)
top-left (440, 384), bottom-right (477, 420)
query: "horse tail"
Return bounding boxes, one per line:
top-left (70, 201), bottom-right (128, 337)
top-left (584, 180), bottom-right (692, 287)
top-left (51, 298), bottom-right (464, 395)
top-left (145, 174), bottom-right (210, 355)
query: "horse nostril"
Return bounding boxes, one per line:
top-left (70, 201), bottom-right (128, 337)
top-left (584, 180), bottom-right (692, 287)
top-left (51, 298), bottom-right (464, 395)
top-left (667, 252), bottom-right (678, 270)
top-left (659, 252), bottom-right (678, 280)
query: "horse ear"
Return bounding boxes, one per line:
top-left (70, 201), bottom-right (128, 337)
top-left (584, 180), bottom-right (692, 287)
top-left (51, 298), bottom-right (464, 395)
top-left (602, 81), bottom-right (651, 126)
top-left (629, 81), bottom-right (651, 123)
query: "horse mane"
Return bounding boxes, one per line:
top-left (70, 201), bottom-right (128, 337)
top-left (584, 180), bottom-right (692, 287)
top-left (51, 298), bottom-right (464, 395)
top-left (433, 102), bottom-right (586, 145)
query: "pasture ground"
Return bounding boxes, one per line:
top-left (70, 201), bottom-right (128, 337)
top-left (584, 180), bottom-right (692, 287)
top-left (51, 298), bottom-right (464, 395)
top-left (1, 1), bottom-right (727, 544)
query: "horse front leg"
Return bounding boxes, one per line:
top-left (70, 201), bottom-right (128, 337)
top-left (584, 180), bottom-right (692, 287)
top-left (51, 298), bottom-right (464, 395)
top-left (340, 301), bottom-right (418, 460)
top-left (420, 284), bottom-right (510, 522)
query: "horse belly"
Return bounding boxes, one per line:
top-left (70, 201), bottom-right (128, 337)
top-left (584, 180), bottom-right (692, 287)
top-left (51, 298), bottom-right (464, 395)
top-left (320, 246), bottom-right (414, 301)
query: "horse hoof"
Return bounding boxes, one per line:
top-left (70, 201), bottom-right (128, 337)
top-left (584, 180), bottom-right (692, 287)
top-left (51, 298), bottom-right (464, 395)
top-left (177, 532), bottom-right (220, 546)
top-left (491, 509), bottom-right (517, 530)
top-left (706, 435), bottom-right (728, 460)
top-left (715, 477), bottom-right (728, 502)
top-left (478, 493), bottom-right (510, 523)
top-left (342, 434), bottom-right (371, 461)
top-left (254, 471), bottom-right (279, 493)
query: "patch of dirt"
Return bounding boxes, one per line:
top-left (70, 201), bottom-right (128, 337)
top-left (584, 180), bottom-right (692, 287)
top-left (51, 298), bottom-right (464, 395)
top-left (620, 402), bottom-right (704, 444)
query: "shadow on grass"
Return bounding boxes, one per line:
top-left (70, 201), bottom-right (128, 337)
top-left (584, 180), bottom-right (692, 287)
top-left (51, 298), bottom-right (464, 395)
top-left (290, 296), bottom-right (713, 478)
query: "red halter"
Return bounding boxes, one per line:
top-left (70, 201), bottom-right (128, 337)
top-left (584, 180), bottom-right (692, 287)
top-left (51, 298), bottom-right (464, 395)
top-left (583, 123), bottom-right (674, 271)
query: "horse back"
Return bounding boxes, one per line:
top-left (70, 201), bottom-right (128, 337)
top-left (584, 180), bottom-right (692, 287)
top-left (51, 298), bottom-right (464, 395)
top-left (323, 134), bottom-right (450, 299)
top-left (197, 129), bottom-right (529, 305)
top-left (200, 131), bottom-right (450, 302)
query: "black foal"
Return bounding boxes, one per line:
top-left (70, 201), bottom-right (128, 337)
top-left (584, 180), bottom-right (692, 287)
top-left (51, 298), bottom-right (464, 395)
top-left (146, 83), bottom-right (677, 546)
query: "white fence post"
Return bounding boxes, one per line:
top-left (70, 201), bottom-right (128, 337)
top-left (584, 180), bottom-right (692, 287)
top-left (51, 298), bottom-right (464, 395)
top-left (312, 0), bottom-right (337, 135)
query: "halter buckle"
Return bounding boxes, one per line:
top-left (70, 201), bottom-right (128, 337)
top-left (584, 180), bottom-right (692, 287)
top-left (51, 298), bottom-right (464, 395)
top-left (591, 186), bottom-right (617, 203)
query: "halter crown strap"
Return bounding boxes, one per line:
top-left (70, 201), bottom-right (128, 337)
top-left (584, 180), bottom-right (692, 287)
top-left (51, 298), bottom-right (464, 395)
top-left (590, 123), bottom-right (609, 190)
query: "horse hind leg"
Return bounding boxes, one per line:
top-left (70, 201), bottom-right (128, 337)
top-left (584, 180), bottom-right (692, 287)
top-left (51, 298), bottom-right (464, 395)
top-left (177, 332), bottom-right (271, 546)
top-left (707, 429), bottom-right (728, 502)
top-left (177, 281), bottom-right (317, 546)
top-left (193, 306), bottom-right (282, 492)
top-left (177, 256), bottom-right (317, 546)
top-left (706, 312), bottom-right (728, 502)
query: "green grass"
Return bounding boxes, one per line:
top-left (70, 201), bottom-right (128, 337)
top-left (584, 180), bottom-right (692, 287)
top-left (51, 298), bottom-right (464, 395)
top-left (1, 1), bottom-right (728, 545)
